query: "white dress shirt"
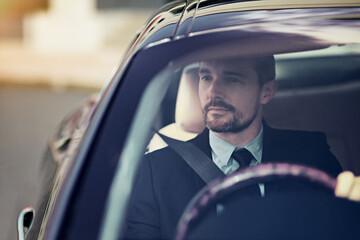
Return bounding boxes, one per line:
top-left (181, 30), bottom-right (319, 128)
top-left (209, 126), bottom-right (265, 197)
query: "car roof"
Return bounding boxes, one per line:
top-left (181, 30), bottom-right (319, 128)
top-left (188, 1), bottom-right (360, 34)
top-left (129, 0), bottom-right (360, 57)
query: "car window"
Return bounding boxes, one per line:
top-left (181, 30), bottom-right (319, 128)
top-left (100, 12), bottom-right (360, 240)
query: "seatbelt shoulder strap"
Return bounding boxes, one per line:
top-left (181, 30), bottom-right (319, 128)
top-left (157, 133), bottom-right (225, 184)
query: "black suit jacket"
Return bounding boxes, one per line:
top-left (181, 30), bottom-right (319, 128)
top-left (125, 125), bottom-right (342, 239)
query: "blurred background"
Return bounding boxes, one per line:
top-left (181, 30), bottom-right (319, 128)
top-left (0, 0), bottom-right (173, 239)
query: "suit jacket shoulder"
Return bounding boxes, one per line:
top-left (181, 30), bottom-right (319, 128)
top-left (127, 133), bottom-right (209, 239)
top-left (262, 124), bottom-right (342, 177)
top-left (144, 129), bottom-right (211, 169)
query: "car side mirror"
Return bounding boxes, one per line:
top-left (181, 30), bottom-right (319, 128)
top-left (50, 94), bottom-right (99, 164)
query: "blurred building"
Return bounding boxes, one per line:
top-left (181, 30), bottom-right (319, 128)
top-left (0, 0), bottom-right (47, 38)
top-left (0, 0), bottom-right (170, 38)
top-left (24, 0), bottom-right (172, 53)
top-left (0, 0), bottom-right (173, 89)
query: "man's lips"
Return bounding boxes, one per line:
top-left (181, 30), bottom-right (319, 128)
top-left (207, 106), bottom-right (230, 112)
top-left (204, 99), bottom-right (235, 113)
top-left (206, 107), bottom-right (233, 116)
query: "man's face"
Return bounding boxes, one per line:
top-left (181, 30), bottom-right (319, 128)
top-left (198, 59), bottom-right (267, 133)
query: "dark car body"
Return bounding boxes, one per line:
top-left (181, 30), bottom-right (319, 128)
top-left (21, 0), bottom-right (360, 239)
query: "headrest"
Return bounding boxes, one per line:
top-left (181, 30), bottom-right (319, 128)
top-left (175, 66), bottom-right (205, 133)
top-left (146, 66), bottom-right (205, 153)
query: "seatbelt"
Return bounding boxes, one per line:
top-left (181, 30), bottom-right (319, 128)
top-left (157, 133), bottom-right (225, 184)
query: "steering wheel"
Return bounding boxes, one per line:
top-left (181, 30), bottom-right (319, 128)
top-left (174, 163), bottom-right (360, 240)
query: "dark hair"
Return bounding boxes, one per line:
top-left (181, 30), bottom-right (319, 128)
top-left (250, 55), bottom-right (276, 86)
top-left (199, 55), bottom-right (276, 86)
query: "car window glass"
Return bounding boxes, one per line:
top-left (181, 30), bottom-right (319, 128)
top-left (102, 32), bottom-right (360, 240)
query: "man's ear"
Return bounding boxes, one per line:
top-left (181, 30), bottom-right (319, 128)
top-left (260, 79), bottom-right (276, 104)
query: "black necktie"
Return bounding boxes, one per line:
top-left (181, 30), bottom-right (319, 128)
top-left (231, 148), bottom-right (253, 170)
top-left (230, 148), bottom-right (261, 197)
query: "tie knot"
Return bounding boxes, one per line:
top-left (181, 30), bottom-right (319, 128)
top-left (231, 148), bottom-right (253, 169)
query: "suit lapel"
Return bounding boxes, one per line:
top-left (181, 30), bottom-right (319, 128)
top-left (262, 123), bottom-right (284, 164)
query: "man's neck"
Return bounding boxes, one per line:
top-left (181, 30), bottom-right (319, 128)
top-left (213, 120), bottom-right (262, 147)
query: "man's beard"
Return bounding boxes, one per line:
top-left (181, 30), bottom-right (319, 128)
top-left (203, 99), bottom-right (258, 133)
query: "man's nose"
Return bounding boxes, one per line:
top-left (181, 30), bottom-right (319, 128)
top-left (208, 78), bottom-right (225, 98)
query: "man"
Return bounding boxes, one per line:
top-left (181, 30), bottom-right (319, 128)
top-left (125, 56), bottom-right (346, 239)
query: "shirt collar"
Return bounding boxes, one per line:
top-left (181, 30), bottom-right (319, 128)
top-left (209, 125), bottom-right (263, 166)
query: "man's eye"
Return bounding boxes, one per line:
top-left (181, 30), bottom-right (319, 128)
top-left (226, 77), bottom-right (240, 83)
top-left (200, 75), bottom-right (212, 81)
